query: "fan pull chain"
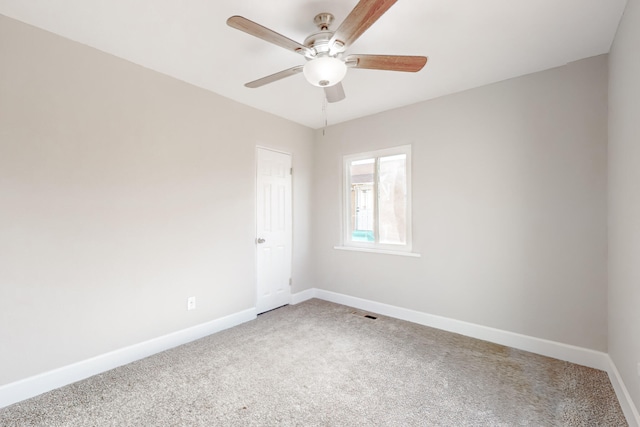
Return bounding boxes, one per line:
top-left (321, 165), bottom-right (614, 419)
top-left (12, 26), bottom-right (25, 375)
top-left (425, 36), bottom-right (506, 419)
top-left (322, 96), bottom-right (328, 136)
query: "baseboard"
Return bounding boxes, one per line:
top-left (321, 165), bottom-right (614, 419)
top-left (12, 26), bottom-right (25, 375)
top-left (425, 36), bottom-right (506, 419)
top-left (0, 307), bottom-right (256, 409)
top-left (5, 290), bottom-right (638, 426)
top-left (291, 288), bottom-right (316, 305)
top-left (304, 288), bottom-right (640, 425)
top-left (606, 356), bottom-right (640, 427)
top-left (313, 289), bottom-right (610, 370)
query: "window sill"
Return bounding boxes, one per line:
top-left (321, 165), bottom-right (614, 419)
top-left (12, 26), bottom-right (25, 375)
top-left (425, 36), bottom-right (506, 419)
top-left (334, 246), bottom-right (421, 258)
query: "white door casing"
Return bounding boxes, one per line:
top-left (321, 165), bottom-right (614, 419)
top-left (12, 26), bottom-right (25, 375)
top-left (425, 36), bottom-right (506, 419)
top-left (255, 148), bottom-right (292, 314)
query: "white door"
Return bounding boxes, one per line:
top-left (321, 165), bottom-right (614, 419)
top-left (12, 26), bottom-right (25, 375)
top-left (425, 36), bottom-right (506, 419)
top-left (256, 148), bottom-right (292, 314)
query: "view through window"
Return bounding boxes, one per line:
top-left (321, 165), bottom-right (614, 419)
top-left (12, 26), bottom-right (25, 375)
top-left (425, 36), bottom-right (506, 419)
top-left (344, 145), bottom-right (412, 252)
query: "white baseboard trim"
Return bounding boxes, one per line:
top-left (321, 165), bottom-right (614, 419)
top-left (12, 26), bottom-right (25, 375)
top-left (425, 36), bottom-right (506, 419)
top-left (606, 356), bottom-right (640, 427)
top-left (313, 289), bottom-right (609, 370)
top-left (303, 288), bottom-right (640, 425)
top-left (4, 290), bottom-right (639, 426)
top-left (0, 308), bottom-right (256, 409)
top-left (291, 288), bottom-right (315, 305)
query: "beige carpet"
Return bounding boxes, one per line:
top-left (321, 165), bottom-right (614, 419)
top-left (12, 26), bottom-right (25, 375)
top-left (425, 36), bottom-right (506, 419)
top-left (0, 299), bottom-right (627, 426)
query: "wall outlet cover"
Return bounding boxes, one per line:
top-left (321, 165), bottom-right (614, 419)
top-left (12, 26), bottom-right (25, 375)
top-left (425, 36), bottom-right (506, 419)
top-left (187, 297), bottom-right (196, 311)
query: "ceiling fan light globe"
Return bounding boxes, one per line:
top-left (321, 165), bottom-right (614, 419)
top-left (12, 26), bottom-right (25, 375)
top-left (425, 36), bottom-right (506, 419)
top-left (303, 57), bottom-right (347, 87)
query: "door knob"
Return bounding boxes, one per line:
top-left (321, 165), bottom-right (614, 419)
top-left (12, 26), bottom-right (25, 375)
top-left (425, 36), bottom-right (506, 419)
top-left (256, 238), bottom-right (266, 244)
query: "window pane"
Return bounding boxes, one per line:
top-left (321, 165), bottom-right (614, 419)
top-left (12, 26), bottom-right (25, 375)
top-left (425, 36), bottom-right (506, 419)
top-left (349, 159), bottom-right (375, 242)
top-left (378, 154), bottom-right (407, 245)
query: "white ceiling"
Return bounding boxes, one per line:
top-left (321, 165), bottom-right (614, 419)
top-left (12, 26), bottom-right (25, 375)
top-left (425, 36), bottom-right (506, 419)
top-left (0, 0), bottom-right (628, 129)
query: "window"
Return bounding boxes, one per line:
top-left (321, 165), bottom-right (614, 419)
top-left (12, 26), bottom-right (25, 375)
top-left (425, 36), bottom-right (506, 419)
top-left (342, 145), bottom-right (412, 253)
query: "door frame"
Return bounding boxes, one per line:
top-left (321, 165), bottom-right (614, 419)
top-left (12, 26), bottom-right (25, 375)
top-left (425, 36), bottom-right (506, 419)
top-left (254, 145), bottom-right (293, 312)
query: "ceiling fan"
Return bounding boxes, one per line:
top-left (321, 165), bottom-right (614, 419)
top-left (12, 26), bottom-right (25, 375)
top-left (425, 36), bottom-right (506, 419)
top-left (227, 0), bottom-right (428, 103)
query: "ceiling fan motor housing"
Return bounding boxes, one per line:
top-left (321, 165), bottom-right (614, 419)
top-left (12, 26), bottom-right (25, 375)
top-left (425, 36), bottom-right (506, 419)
top-left (304, 14), bottom-right (336, 56)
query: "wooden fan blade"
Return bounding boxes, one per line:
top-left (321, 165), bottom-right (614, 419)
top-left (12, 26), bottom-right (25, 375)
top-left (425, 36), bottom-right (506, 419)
top-left (227, 16), bottom-right (314, 58)
top-left (324, 83), bottom-right (346, 103)
top-left (245, 66), bottom-right (304, 88)
top-left (346, 54), bottom-right (428, 72)
top-left (329, 0), bottom-right (398, 53)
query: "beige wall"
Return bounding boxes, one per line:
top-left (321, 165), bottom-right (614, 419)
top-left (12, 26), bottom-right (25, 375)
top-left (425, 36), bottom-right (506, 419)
top-left (312, 55), bottom-right (608, 351)
top-left (0, 15), bottom-right (314, 385)
top-left (609, 0), bottom-right (640, 411)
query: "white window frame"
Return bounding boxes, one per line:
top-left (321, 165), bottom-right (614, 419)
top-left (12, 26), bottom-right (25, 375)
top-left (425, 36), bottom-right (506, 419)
top-left (340, 144), bottom-right (414, 255)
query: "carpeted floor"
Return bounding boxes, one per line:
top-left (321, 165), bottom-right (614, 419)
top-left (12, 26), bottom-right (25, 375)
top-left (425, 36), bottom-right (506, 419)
top-left (0, 299), bottom-right (627, 426)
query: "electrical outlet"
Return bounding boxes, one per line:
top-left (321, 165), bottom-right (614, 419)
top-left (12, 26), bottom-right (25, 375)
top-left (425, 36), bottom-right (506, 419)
top-left (187, 296), bottom-right (196, 311)
top-left (637, 362), bottom-right (640, 377)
